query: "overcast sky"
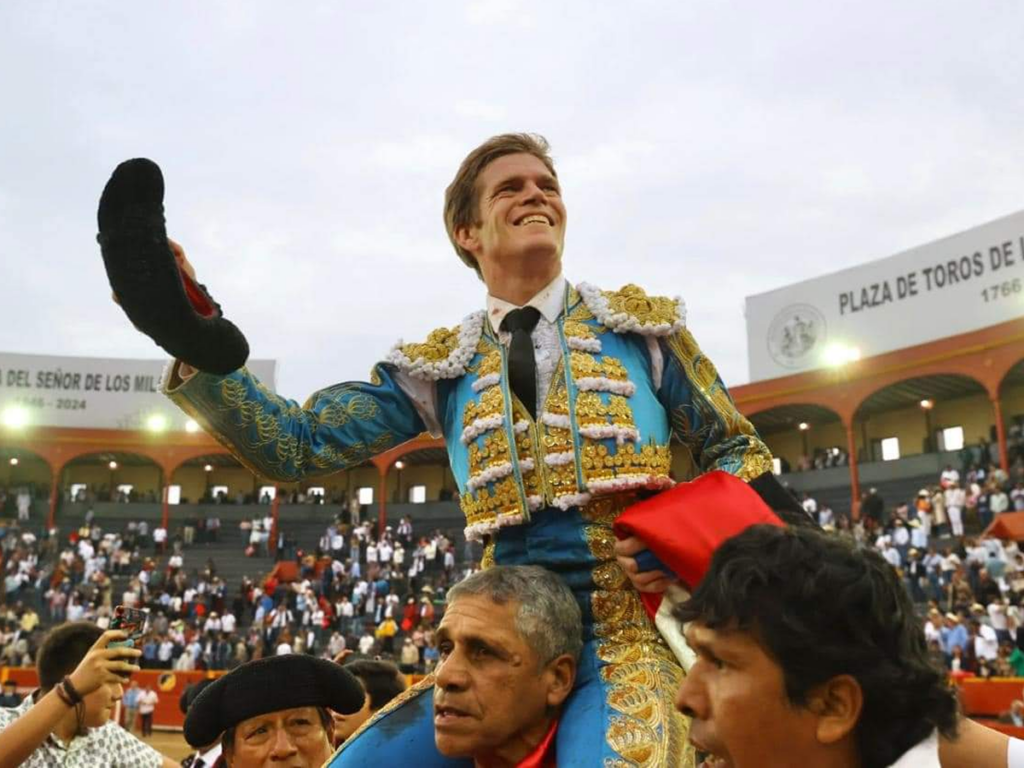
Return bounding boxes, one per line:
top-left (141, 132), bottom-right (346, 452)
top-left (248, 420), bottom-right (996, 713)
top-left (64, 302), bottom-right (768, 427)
top-left (3, 1), bottom-right (1023, 398)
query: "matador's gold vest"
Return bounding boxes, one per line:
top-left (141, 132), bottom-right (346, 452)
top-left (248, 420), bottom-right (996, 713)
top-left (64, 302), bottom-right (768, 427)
top-left (386, 283), bottom-right (686, 541)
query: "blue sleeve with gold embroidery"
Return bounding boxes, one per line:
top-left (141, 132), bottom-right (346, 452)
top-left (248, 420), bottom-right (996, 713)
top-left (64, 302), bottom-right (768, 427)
top-left (657, 328), bottom-right (774, 480)
top-left (167, 364), bottom-right (426, 482)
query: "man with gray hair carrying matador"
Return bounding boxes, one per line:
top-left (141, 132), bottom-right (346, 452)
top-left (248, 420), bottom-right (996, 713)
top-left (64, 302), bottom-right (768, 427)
top-left (336, 565), bottom-right (581, 766)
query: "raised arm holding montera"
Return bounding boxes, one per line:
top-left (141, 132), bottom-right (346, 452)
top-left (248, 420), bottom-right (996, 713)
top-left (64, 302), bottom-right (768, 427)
top-left (98, 158), bottom-right (249, 375)
top-left (97, 159), bottom-right (429, 482)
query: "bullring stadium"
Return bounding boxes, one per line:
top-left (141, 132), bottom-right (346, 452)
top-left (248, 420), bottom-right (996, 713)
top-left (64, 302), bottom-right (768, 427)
top-left (4, 208), bottom-right (1024, 751)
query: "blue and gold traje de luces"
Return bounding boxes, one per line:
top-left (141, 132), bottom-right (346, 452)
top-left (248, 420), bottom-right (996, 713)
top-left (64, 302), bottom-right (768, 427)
top-left (165, 281), bottom-right (773, 767)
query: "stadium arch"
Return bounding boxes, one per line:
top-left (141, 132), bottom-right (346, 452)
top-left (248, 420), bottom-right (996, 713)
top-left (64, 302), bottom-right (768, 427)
top-left (732, 315), bottom-right (1024, 516)
top-left (0, 446), bottom-right (52, 523)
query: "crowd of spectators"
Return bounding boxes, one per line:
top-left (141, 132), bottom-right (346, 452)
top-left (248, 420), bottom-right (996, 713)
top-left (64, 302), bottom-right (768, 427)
top-left (12, 441), bottom-right (1024, 696)
top-left (0, 502), bottom-right (477, 689)
top-left (792, 457), bottom-right (1024, 679)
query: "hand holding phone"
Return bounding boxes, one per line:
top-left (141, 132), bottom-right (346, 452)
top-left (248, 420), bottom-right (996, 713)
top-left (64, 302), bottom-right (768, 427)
top-left (109, 605), bottom-right (147, 649)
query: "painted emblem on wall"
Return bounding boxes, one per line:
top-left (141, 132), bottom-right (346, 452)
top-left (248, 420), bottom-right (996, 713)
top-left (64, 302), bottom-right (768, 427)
top-left (767, 304), bottom-right (827, 369)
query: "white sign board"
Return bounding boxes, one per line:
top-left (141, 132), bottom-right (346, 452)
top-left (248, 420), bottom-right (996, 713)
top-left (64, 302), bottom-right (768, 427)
top-left (746, 209), bottom-right (1024, 382)
top-left (0, 353), bottom-right (276, 430)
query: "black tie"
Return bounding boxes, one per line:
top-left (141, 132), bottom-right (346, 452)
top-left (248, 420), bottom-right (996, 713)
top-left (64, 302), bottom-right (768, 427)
top-left (501, 307), bottom-right (541, 419)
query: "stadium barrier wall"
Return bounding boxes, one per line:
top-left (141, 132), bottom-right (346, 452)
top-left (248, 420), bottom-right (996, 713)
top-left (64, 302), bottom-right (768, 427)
top-left (0, 667), bottom-right (428, 731)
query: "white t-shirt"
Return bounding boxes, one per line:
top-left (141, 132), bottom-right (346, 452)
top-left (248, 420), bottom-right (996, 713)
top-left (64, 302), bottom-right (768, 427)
top-left (975, 624), bottom-right (999, 661)
top-left (138, 689), bottom-right (158, 715)
top-left (988, 603), bottom-right (1009, 632)
top-left (945, 488), bottom-right (966, 508)
top-left (1008, 736), bottom-right (1024, 768)
top-left (890, 729), bottom-right (940, 767)
top-left (941, 553), bottom-right (961, 573)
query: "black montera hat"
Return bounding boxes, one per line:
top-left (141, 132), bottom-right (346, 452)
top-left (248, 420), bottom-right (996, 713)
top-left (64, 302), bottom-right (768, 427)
top-left (183, 655), bottom-right (364, 747)
top-left (179, 678), bottom-right (214, 715)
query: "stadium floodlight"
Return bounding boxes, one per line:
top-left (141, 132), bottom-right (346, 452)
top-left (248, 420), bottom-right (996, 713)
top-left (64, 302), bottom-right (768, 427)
top-left (919, 399), bottom-right (934, 410)
top-left (204, 464), bottom-right (213, 472)
top-left (823, 342), bottom-right (861, 367)
top-left (798, 422), bottom-right (810, 431)
top-left (185, 419), bottom-right (200, 433)
top-left (146, 414), bottom-right (168, 432)
top-left (9, 457), bottom-right (18, 466)
top-left (1, 405), bottom-right (29, 429)
top-left (108, 460), bottom-right (118, 470)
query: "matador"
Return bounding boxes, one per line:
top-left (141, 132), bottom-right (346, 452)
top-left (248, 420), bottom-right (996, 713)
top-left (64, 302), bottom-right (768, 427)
top-left (98, 133), bottom-right (806, 767)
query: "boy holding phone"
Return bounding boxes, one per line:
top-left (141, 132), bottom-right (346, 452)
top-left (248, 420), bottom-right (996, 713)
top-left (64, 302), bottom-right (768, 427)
top-left (0, 622), bottom-right (178, 768)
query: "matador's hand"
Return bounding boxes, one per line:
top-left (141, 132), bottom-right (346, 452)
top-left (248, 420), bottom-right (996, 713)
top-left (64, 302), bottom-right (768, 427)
top-left (614, 535), bottom-right (673, 594)
top-left (97, 158), bottom-right (249, 375)
top-left (111, 238), bottom-right (193, 306)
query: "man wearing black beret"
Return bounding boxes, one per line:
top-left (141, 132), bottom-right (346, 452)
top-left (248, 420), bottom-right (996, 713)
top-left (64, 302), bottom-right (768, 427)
top-left (179, 680), bottom-right (217, 768)
top-left (183, 655), bottom-right (364, 768)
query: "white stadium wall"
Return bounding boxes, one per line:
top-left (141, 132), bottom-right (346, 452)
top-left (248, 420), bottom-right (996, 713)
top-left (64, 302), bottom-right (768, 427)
top-left (0, 352), bottom-right (276, 430)
top-left (746, 209), bottom-right (1024, 382)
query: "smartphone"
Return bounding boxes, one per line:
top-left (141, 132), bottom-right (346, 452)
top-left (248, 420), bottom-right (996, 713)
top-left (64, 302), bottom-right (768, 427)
top-left (109, 605), bottom-right (148, 649)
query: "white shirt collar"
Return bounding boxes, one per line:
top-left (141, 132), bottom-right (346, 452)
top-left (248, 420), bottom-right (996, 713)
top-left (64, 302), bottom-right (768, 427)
top-left (197, 743), bottom-right (223, 765)
top-left (486, 274), bottom-right (566, 334)
top-left (889, 730), bottom-right (940, 768)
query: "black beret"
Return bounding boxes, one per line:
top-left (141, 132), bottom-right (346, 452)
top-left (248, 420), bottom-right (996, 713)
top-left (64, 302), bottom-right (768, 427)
top-left (183, 655), bottom-right (365, 747)
top-left (179, 679), bottom-right (215, 715)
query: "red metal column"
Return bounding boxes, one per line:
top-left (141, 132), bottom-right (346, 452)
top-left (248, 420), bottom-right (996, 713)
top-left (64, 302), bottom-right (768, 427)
top-left (270, 487), bottom-right (280, 556)
top-left (992, 396), bottom-right (1010, 472)
top-left (47, 476), bottom-right (59, 530)
top-left (377, 465), bottom-right (388, 537)
top-left (161, 485), bottom-right (170, 531)
top-left (845, 420), bottom-right (861, 520)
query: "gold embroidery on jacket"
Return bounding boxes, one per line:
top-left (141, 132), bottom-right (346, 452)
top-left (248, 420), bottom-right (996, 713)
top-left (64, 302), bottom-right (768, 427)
top-left (537, 370), bottom-right (581, 499)
top-left (603, 283), bottom-right (681, 330)
top-left (665, 329), bottom-right (773, 481)
top-left (578, 499), bottom-right (693, 767)
top-left (176, 369), bottom-right (394, 481)
top-left (462, 387), bottom-right (505, 427)
top-left (398, 326), bottom-right (462, 364)
top-left (461, 475), bottom-right (524, 530)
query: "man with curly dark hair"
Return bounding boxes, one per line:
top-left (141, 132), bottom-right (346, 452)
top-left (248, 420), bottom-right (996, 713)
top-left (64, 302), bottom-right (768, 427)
top-left (674, 523), bottom-right (976, 768)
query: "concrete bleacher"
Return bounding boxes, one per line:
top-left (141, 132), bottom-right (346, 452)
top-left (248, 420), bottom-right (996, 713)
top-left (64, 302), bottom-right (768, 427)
top-left (42, 502), bottom-right (278, 591)
top-left (38, 500), bottom-right (471, 590)
top-left (777, 449), bottom-right (963, 517)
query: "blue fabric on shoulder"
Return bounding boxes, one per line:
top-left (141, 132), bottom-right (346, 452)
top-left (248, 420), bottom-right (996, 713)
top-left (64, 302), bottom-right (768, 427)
top-left (326, 679), bottom-right (469, 767)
